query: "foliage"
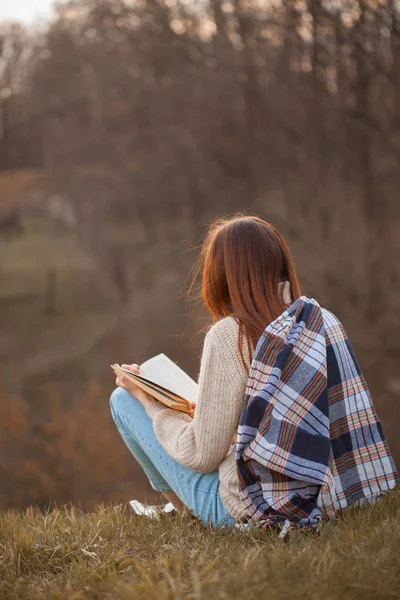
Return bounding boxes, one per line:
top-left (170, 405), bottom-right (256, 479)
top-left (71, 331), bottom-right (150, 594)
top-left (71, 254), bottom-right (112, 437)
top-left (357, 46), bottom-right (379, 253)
top-left (0, 0), bottom-right (399, 511)
top-left (0, 492), bottom-right (400, 599)
top-left (0, 382), bottom-right (154, 509)
top-left (0, 0), bottom-right (399, 329)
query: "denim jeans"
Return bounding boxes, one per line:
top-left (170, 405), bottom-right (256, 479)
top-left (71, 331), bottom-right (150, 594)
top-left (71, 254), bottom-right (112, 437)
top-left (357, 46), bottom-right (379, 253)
top-left (110, 387), bottom-right (236, 527)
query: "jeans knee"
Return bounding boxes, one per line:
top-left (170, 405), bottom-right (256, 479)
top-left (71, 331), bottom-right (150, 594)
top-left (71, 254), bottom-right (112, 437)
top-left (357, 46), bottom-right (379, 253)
top-left (110, 387), bottom-right (145, 424)
top-left (110, 387), bottom-right (131, 421)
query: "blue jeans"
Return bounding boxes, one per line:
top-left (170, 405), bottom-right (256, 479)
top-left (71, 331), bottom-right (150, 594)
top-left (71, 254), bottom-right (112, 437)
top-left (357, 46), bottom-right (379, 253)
top-left (110, 387), bottom-right (236, 527)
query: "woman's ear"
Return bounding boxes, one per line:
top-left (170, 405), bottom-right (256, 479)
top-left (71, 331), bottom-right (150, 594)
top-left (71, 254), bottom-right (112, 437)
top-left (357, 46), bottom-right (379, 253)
top-left (279, 280), bottom-right (292, 305)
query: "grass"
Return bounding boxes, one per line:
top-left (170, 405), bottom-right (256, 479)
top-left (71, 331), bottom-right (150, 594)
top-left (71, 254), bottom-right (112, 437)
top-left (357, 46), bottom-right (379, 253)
top-left (1, 493), bottom-right (400, 600)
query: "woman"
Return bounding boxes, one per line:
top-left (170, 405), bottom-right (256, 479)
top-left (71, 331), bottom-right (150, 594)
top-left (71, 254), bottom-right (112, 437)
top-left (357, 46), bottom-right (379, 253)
top-left (110, 215), bottom-right (299, 526)
top-left (110, 215), bottom-right (397, 528)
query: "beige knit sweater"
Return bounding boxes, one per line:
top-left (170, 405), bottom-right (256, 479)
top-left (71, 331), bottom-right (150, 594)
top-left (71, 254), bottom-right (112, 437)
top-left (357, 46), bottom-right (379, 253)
top-left (144, 316), bottom-right (252, 520)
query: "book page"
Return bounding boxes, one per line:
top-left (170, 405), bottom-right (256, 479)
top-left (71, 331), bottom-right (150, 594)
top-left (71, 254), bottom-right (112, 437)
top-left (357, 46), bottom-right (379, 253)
top-left (130, 374), bottom-right (188, 404)
top-left (140, 354), bottom-right (198, 404)
top-left (113, 366), bottom-right (192, 414)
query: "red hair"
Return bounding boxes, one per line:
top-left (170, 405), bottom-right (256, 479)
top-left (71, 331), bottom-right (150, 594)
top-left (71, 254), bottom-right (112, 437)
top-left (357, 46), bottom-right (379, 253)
top-left (193, 214), bottom-right (301, 357)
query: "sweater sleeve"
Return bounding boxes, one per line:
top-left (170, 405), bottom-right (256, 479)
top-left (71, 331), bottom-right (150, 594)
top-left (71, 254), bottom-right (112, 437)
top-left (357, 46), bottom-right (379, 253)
top-left (144, 317), bottom-right (250, 473)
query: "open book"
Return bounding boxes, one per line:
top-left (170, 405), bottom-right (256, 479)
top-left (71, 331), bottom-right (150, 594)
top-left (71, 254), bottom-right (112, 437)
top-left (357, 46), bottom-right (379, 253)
top-left (112, 354), bottom-right (198, 415)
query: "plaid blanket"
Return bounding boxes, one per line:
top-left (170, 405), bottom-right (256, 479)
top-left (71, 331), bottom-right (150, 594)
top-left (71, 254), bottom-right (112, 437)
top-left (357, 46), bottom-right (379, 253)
top-left (236, 297), bottom-right (398, 528)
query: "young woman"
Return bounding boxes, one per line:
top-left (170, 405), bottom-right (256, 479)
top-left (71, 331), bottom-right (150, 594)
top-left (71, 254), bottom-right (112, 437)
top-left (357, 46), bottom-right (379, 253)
top-left (110, 215), bottom-right (299, 526)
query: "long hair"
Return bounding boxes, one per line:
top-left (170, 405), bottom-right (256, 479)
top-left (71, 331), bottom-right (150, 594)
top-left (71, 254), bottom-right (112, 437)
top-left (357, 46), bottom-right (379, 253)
top-left (193, 214), bottom-right (301, 356)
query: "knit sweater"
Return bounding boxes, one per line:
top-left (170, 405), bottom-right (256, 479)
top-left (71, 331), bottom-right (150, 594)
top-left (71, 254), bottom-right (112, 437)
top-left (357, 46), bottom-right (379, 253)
top-left (144, 316), bottom-right (252, 519)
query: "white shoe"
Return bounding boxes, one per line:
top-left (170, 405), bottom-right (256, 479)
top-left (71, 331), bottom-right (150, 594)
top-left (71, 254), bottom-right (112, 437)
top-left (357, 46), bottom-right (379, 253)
top-left (129, 500), bottom-right (176, 518)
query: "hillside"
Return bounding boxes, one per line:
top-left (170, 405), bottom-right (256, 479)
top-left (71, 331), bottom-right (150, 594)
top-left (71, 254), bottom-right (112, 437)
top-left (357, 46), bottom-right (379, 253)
top-left (1, 492), bottom-right (399, 600)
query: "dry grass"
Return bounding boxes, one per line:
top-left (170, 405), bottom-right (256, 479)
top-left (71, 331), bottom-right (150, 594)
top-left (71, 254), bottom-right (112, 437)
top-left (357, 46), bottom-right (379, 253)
top-left (1, 492), bottom-right (400, 600)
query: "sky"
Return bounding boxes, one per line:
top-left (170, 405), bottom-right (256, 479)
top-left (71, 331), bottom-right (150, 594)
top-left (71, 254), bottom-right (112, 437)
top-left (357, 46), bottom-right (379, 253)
top-left (0, 0), bottom-right (54, 24)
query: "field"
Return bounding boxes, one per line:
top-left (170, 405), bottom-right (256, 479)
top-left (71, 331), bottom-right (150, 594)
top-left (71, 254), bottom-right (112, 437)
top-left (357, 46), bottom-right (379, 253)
top-left (0, 215), bottom-right (200, 509)
top-left (1, 492), bottom-right (400, 600)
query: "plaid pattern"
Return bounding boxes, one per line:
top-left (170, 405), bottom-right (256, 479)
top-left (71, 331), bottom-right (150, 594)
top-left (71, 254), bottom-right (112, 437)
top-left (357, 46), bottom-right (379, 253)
top-left (236, 297), bottom-right (398, 526)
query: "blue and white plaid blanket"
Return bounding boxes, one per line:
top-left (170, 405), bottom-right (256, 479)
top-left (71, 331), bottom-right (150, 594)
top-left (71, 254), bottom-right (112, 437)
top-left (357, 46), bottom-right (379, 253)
top-left (236, 297), bottom-right (398, 529)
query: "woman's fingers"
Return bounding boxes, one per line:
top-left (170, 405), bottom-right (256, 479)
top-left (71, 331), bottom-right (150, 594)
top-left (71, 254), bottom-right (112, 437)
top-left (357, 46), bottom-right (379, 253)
top-left (113, 363), bottom-right (139, 391)
top-left (116, 375), bottom-right (127, 388)
top-left (121, 363), bottom-right (140, 374)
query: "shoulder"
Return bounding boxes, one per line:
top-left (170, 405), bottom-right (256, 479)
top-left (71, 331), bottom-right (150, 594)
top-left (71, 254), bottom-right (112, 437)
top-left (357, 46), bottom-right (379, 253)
top-left (205, 317), bottom-right (252, 367)
top-left (321, 307), bottom-right (342, 328)
top-left (205, 317), bottom-right (240, 345)
top-left (203, 316), bottom-right (250, 377)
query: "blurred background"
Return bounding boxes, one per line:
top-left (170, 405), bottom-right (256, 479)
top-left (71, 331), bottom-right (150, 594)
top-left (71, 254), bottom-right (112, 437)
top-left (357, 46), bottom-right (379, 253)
top-left (0, 0), bottom-right (399, 510)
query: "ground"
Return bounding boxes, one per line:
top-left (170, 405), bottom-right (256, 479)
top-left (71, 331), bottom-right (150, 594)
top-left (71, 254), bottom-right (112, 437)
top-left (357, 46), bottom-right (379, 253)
top-left (1, 492), bottom-right (400, 600)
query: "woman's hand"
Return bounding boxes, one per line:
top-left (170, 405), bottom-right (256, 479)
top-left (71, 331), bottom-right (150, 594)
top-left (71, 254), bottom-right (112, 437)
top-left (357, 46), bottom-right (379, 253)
top-left (115, 363), bottom-right (139, 395)
top-left (113, 363), bottom-right (152, 409)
